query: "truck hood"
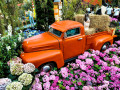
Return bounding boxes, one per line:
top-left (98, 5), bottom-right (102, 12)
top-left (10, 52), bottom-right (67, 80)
top-left (22, 32), bottom-right (60, 53)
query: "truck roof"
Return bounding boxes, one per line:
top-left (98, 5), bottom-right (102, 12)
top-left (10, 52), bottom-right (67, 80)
top-left (51, 20), bottom-right (83, 32)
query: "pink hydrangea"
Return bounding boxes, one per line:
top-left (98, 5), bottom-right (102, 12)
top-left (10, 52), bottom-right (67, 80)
top-left (50, 70), bottom-right (57, 75)
top-left (80, 62), bottom-right (87, 70)
top-left (115, 59), bottom-right (120, 64)
top-left (66, 86), bottom-right (70, 90)
top-left (83, 52), bottom-right (90, 58)
top-left (102, 62), bottom-right (107, 66)
top-left (42, 75), bottom-right (49, 82)
top-left (43, 82), bottom-right (50, 90)
top-left (104, 49), bottom-right (109, 54)
top-left (32, 77), bottom-right (42, 90)
top-left (85, 58), bottom-right (93, 65)
top-left (92, 50), bottom-right (100, 55)
top-left (7, 57), bottom-right (22, 66)
top-left (71, 87), bottom-right (75, 90)
top-left (40, 72), bottom-right (46, 76)
top-left (76, 59), bottom-right (82, 64)
top-left (49, 75), bottom-right (55, 81)
top-left (78, 55), bottom-right (86, 60)
top-left (98, 86), bottom-right (102, 90)
top-left (77, 82), bottom-right (82, 85)
top-left (103, 80), bottom-right (109, 85)
top-left (32, 83), bottom-right (42, 90)
top-left (110, 62), bottom-right (114, 65)
top-left (60, 68), bottom-right (68, 78)
top-left (82, 86), bottom-right (89, 90)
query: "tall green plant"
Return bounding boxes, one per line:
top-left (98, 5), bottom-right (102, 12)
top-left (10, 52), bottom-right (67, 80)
top-left (62, 0), bottom-right (88, 20)
top-left (0, 0), bottom-right (23, 35)
top-left (47, 0), bottom-right (55, 25)
top-left (35, 0), bottom-right (54, 31)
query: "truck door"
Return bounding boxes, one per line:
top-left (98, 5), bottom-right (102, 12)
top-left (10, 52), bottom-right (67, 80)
top-left (63, 27), bottom-right (84, 60)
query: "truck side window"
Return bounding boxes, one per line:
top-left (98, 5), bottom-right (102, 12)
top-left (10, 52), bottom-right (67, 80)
top-left (49, 27), bottom-right (62, 37)
top-left (66, 28), bottom-right (80, 37)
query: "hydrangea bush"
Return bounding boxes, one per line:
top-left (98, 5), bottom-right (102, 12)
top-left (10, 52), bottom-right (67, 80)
top-left (6, 81), bottom-right (23, 90)
top-left (32, 41), bottom-right (120, 90)
top-left (7, 56), bottom-right (22, 66)
top-left (0, 78), bottom-right (11, 90)
top-left (18, 73), bottom-right (33, 86)
top-left (10, 63), bottom-right (24, 75)
top-left (24, 63), bottom-right (35, 73)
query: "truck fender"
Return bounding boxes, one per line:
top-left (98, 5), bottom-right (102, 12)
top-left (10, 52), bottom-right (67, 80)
top-left (92, 35), bottom-right (113, 51)
top-left (20, 50), bottom-right (64, 69)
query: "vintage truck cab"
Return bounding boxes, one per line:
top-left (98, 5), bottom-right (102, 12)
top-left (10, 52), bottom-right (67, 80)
top-left (20, 20), bottom-right (116, 72)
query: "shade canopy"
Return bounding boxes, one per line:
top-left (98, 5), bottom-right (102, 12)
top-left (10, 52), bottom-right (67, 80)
top-left (83, 0), bottom-right (102, 5)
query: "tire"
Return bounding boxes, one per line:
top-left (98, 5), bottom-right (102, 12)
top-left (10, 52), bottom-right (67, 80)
top-left (38, 63), bottom-right (55, 72)
top-left (100, 42), bottom-right (110, 52)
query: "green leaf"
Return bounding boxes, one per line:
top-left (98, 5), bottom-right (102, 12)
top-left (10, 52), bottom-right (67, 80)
top-left (58, 84), bottom-right (63, 87)
top-left (70, 71), bottom-right (74, 74)
top-left (8, 74), bottom-right (18, 81)
top-left (62, 86), bottom-right (66, 90)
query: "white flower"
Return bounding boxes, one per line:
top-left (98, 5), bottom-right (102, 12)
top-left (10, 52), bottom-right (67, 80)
top-left (6, 82), bottom-right (23, 90)
top-left (18, 35), bottom-right (22, 42)
top-left (14, 42), bottom-right (17, 48)
top-left (10, 63), bottom-right (24, 75)
top-left (20, 30), bottom-right (22, 33)
top-left (24, 63), bottom-right (35, 73)
top-left (18, 73), bottom-right (33, 86)
top-left (0, 78), bottom-right (11, 90)
top-left (6, 46), bottom-right (11, 51)
top-left (8, 24), bottom-right (12, 36)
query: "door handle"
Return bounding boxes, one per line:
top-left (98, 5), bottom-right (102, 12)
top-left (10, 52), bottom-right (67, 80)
top-left (78, 38), bottom-right (83, 40)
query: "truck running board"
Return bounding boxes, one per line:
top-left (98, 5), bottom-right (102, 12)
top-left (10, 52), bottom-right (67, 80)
top-left (64, 56), bottom-right (78, 63)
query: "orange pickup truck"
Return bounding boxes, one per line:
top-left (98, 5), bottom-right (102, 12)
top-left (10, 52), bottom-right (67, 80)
top-left (20, 20), bottom-right (116, 72)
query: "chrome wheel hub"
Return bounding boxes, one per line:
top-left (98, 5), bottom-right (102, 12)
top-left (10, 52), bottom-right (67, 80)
top-left (42, 65), bottom-right (51, 72)
top-left (102, 45), bottom-right (107, 50)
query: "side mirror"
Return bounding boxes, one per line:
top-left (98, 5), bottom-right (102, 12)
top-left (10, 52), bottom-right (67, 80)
top-left (64, 32), bottom-right (67, 38)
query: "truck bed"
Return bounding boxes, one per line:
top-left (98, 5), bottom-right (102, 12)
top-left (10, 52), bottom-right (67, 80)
top-left (85, 29), bottom-right (114, 50)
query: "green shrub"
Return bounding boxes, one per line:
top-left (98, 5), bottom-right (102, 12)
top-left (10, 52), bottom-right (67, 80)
top-left (0, 32), bottom-right (24, 78)
top-left (114, 26), bottom-right (120, 41)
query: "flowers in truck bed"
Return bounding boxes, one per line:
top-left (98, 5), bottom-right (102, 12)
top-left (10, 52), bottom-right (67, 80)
top-left (6, 82), bottom-right (23, 90)
top-left (24, 63), bottom-right (35, 73)
top-left (18, 73), bottom-right (33, 86)
top-left (10, 63), bottom-right (24, 75)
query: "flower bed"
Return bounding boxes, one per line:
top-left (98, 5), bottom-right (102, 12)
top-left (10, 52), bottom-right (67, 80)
top-left (1, 26), bottom-right (120, 90)
top-left (32, 41), bottom-right (120, 90)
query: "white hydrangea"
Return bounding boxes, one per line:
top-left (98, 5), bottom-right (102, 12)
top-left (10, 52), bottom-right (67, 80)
top-left (10, 63), bottom-right (24, 75)
top-left (24, 63), bottom-right (35, 73)
top-left (18, 73), bottom-right (33, 86)
top-left (6, 82), bottom-right (23, 90)
top-left (0, 78), bottom-right (11, 90)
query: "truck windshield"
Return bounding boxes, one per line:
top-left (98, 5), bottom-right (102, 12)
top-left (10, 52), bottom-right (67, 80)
top-left (49, 28), bottom-right (62, 37)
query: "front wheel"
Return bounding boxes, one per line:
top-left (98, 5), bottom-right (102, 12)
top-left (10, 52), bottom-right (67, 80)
top-left (38, 63), bottom-right (55, 72)
top-left (100, 42), bottom-right (110, 52)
